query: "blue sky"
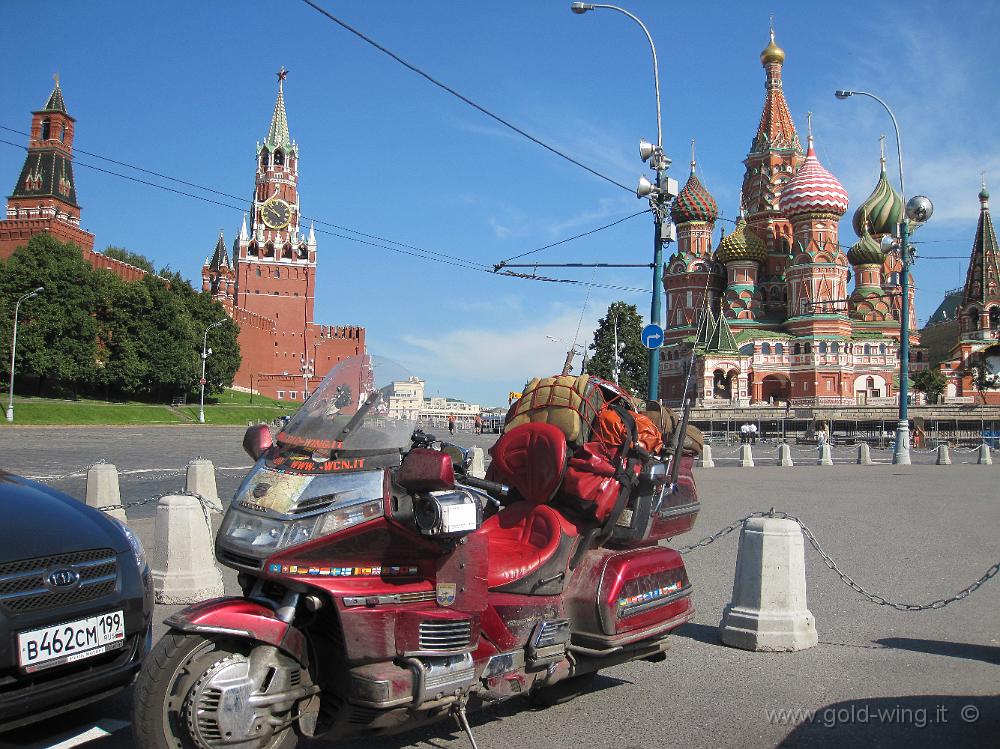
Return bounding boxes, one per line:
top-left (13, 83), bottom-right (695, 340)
top-left (2, 1), bottom-right (997, 406)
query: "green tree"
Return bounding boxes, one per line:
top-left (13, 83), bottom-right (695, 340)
top-left (102, 245), bottom-right (155, 273)
top-left (911, 368), bottom-right (947, 404)
top-left (93, 270), bottom-right (154, 397)
top-left (0, 235), bottom-right (100, 395)
top-left (586, 301), bottom-right (647, 397)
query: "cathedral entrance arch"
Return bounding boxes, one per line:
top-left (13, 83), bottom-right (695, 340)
top-left (713, 369), bottom-right (735, 400)
top-left (760, 373), bottom-right (791, 404)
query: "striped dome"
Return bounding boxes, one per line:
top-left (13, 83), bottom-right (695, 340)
top-left (852, 163), bottom-right (903, 237)
top-left (780, 140), bottom-right (849, 218)
top-left (847, 226), bottom-right (885, 266)
top-left (671, 171), bottom-right (718, 224)
top-left (716, 217), bottom-right (767, 265)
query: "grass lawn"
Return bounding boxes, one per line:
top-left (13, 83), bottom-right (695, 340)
top-left (3, 391), bottom-right (298, 426)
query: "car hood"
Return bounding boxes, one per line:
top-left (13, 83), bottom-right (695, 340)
top-left (0, 471), bottom-right (128, 561)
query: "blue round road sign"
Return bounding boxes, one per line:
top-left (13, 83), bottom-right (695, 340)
top-left (641, 323), bottom-right (664, 349)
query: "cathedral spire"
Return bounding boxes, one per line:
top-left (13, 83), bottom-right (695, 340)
top-left (962, 180), bottom-right (1000, 307)
top-left (751, 25), bottom-right (799, 154)
top-left (209, 229), bottom-right (231, 271)
top-left (266, 67), bottom-right (292, 149)
top-left (42, 73), bottom-right (67, 113)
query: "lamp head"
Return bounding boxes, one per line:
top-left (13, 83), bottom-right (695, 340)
top-left (906, 195), bottom-right (934, 224)
top-left (570, 2), bottom-right (594, 13)
top-left (834, 90), bottom-right (853, 100)
top-left (880, 235), bottom-right (896, 252)
top-left (639, 138), bottom-right (655, 162)
top-left (637, 175), bottom-right (655, 199)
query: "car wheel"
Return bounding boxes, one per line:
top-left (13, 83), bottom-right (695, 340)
top-left (131, 630), bottom-right (305, 749)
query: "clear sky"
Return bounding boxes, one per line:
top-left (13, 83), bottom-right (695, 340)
top-left (2, 1), bottom-right (997, 407)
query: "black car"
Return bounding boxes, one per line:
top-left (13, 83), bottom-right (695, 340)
top-left (0, 471), bottom-right (152, 732)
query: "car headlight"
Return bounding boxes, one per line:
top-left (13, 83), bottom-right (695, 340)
top-left (112, 517), bottom-right (147, 571)
top-left (218, 499), bottom-right (383, 558)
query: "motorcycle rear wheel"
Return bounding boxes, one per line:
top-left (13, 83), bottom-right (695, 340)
top-left (132, 630), bottom-right (303, 749)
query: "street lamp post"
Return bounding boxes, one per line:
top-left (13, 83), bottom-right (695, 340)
top-left (834, 89), bottom-right (932, 465)
top-left (571, 2), bottom-right (675, 402)
top-left (199, 319), bottom-right (227, 424)
top-left (6, 287), bottom-right (43, 423)
top-left (546, 335), bottom-right (585, 376)
top-left (300, 357), bottom-right (314, 401)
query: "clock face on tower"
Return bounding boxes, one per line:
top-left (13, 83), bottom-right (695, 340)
top-left (261, 198), bottom-right (291, 229)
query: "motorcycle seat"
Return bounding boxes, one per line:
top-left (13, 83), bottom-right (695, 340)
top-left (480, 502), bottom-right (578, 591)
top-left (486, 422), bottom-right (568, 505)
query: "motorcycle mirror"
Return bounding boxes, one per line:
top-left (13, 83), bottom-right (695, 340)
top-left (243, 423), bottom-right (273, 461)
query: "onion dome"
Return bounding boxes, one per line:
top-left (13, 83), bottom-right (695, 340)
top-left (847, 225), bottom-right (885, 266)
top-left (671, 149), bottom-right (718, 224)
top-left (716, 216), bottom-right (767, 265)
top-left (852, 149), bottom-right (903, 237)
top-left (780, 133), bottom-right (849, 218)
top-left (981, 187), bottom-right (990, 202)
top-left (760, 27), bottom-right (785, 65)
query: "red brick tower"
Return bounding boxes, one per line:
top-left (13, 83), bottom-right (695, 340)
top-left (202, 230), bottom-right (235, 302)
top-left (0, 77), bottom-right (95, 259)
top-left (741, 26), bottom-right (803, 315)
top-left (232, 68), bottom-right (318, 362)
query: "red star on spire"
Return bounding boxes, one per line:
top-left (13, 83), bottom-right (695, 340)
top-left (276, 66), bottom-right (288, 83)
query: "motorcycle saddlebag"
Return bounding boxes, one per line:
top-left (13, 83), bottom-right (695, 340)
top-left (557, 441), bottom-right (621, 522)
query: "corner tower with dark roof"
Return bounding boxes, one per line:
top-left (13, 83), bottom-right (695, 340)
top-left (0, 77), bottom-right (95, 259)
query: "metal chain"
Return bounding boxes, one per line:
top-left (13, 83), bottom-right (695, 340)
top-left (95, 490), bottom-right (223, 529)
top-left (679, 510), bottom-right (999, 611)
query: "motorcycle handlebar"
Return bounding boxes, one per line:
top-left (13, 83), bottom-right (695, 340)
top-left (458, 474), bottom-right (510, 499)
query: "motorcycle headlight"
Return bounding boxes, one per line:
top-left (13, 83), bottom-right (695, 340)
top-left (112, 517), bottom-right (147, 571)
top-left (218, 499), bottom-right (384, 558)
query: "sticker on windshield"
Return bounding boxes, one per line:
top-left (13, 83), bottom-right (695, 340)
top-left (235, 469), bottom-right (314, 514)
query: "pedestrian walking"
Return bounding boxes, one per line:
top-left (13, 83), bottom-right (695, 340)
top-left (474, 414), bottom-right (482, 434)
top-left (448, 413), bottom-right (456, 435)
top-left (749, 423), bottom-right (758, 444)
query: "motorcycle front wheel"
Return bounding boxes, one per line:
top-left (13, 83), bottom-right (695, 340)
top-left (132, 630), bottom-right (307, 749)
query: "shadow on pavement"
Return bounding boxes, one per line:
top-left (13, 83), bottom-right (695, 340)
top-left (775, 694), bottom-right (1000, 748)
top-left (672, 621), bottom-right (723, 646)
top-left (874, 637), bottom-right (1000, 665)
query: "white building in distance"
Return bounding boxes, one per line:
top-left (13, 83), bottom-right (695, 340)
top-left (387, 377), bottom-right (482, 429)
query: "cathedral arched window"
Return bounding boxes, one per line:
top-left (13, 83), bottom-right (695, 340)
top-left (255, 267), bottom-right (261, 277)
top-left (990, 307), bottom-right (1000, 329)
top-left (863, 344), bottom-right (871, 356)
top-left (59, 123), bottom-right (65, 142)
top-left (818, 342), bottom-right (827, 354)
top-left (260, 150), bottom-right (270, 169)
top-left (804, 343), bottom-right (812, 354)
top-left (879, 344), bottom-right (886, 356)
top-left (761, 342), bottom-right (771, 355)
top-left (40, 118), bottom-right (51, 140)
top-left (274, 149), bottom-right (285, 166)
top-left (275, 268), bottom-right (281, 278)
top-left (831, 342), bottom-right (840, 354)
top-left (969, 308), bottom-right (980, 330)
top-left (793, 343), bottom-right (801, 355)
top-left (867, 377), bottom-right (875, 389)
top-left (775, 343), bottom-right (784, 355)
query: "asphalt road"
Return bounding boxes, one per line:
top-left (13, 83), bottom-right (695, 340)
top-left (0, 426), bottom-right (997, 749)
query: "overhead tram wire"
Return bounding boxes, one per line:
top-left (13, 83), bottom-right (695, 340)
top-left (298, 0), bottom-right (633, 195)
top-left (0, 137), bottom-right (647, 294)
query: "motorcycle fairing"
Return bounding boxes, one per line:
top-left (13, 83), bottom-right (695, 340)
top-left (164, 597), bottom-right (309, 668)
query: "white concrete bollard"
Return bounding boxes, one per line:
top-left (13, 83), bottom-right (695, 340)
top-left (719, 516), bottom-right (818, 652)
top-left (85, 462), bottom-right (126, 522)
top-left (469, 446), bottom-right (486, 479)
top-left (817, 444), bottom-right (833, 466)
top-left (185, 458), bottom-right (223, 513)
top-left (856, 443), bottom-right (873, 465)
top-left (740, 444), bottom-right (755, 467)
top-left (936, 444), bottom-right (952, 465)
top-left (776, 443), bottom-right (793, 467)
top-left (977, 444), bottom-right (993, 465)
top-left (699, 444), bottom-right (715, 468)
top-left (151, 494), bottom-right (224, 604)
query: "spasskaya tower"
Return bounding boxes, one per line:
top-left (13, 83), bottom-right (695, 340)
top-left (203, 69), bottom-right (364, 402)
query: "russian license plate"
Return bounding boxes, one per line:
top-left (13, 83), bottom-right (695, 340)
top-left (18, 610), bottom-right (126, 673)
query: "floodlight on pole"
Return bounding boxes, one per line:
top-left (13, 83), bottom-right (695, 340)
top-left (6, 286), bottom-right (43, 423)
top-left (199, 319), bottom-right (227, 424)
top-left (834, 88), bottom-right (933, 465)
top-left (571, 2), bottom-right (671, 401)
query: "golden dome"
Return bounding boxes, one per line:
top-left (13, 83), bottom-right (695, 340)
top-left (760, 28), bottom-right (785, 65)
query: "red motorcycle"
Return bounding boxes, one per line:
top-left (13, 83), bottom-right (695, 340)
top-left (132, 357), bottom-right (700, 748)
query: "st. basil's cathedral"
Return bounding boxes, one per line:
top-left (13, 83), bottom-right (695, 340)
top-left (660, 29), bottom-right (925, 407)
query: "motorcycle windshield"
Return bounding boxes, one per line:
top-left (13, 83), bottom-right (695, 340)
top-left (275, 355), bottom-right (417, 455)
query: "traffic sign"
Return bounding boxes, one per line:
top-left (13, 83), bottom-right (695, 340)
top-left (641, 323), bottom-right (664, 349)
top-left (199, 378), bottom-right (207, 385)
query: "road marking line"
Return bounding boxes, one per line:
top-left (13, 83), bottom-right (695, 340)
top-left (29, 719), bottom-right (128, 749)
